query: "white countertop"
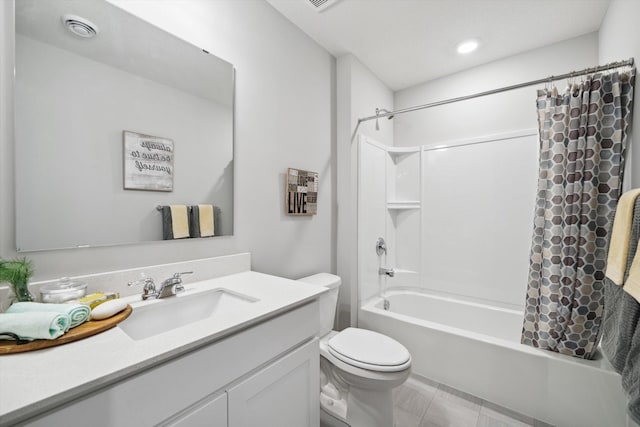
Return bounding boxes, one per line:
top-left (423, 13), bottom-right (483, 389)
top-left (0, 271), bottom-right (326, 426)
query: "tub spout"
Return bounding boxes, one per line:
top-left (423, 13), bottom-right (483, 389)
top-left (379, 267), bottom-right (394, 278)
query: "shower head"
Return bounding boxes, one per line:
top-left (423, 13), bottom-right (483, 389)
top-left (375, 108), bottom-right (394, 131)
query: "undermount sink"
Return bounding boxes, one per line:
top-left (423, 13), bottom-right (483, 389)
top-left (119, 288), bottom-right (258, 341)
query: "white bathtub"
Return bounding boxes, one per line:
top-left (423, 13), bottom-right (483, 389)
top-left (359, 291), bottom-right (627, 427)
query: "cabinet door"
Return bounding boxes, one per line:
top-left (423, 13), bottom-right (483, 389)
top-left (228, 338), bottom-right (319, 427)
top-left (161, 392), bottom-right (227, 427)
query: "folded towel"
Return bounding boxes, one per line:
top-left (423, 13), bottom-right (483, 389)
top-left (7, 302), bottom-right (90, 329)
top-left (0, 312), bottom-right (69, 340)
top-left (199, 205), bottom-right (215, 237)
top-left (606, 189), bottom-right (640, 285)
top-left (603, 196), bottom-right (640, 369)
top-left (622, 324), bottom-right (640, 424)
top-left (627, 257), bottom-right (640, 304)
top-left (161, 205), bottom-right (190, 240)
top-left (603, 280), bottom-right (640, 373)
top-left (189, 204), bottom-right (215, 238)
top-left (601, 196), bottom-right (640, 424)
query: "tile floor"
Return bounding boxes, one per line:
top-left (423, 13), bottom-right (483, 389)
top-left (393, 376), bottom-right (554, 427)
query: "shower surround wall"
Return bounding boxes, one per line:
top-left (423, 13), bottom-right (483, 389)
top-left (358, 130), bottom-right (539, 309)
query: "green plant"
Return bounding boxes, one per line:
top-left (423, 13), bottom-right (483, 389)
top-left (0, 258), bottom-right (34, 302)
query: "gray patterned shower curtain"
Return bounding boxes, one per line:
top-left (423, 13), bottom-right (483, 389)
top-left (521, 69), bottom-right (635, 359)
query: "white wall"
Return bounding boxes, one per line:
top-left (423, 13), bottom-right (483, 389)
top-left (336, 54), bottom-right (393, 328)
top-left (0, 0), bottom-right (336, 282)
top-left (599, 0), bottom-right (640, 189)
top-left (356, 138), bottom-right (387, 304)
top-left (394, 32), bottom-right (599, 146)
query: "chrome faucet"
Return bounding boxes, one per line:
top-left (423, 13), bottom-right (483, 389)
top-left (157, 271), bottom-right (193, 298)
top-left (127, 276), bottom-right (158, 300)
top-left (378, 267), bottom-right (395, 278)
top-left (128, 271), bottom-right (193, 300)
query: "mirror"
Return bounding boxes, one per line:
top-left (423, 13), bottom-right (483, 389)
top-left (14, 0), bottom-right (234, 252)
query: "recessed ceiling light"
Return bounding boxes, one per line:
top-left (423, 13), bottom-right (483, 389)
top-left (456, 39), bottom-right (479, 54)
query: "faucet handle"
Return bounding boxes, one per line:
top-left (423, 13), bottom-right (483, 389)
top-left (171, 271), bottom-right (193, 293)
top-left (127, 276), bottom-right (155, 288)
top-left (127, 276), bottom-right (157, 300)
top-left (173, 271), bottom-right (193, 278)
top-left (378, 267), bottom-right (395, 278)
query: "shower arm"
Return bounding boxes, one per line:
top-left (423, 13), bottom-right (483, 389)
top-left (350, 57), bottom-right (635, 143)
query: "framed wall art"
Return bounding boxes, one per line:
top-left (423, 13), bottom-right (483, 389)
top-left (286, 168), bottom-right (318, 216)
top-left (123, 131), bottom-right (174, 191)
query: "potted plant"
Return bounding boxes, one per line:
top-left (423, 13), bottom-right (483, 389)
top-left (0, 258), bottom-right (34, 302)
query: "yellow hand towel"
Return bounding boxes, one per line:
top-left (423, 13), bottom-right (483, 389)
top-left (199, 204), bottom-right (215, 237)
top-left (605, 189), bottom-right (640, 285)
top-left (170, 205), bottom-right (190, 239)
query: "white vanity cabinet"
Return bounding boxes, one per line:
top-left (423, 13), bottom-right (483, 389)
top-left (17, 302), bottom-right (320, 427)
top-left (163, 392), bottom-right (228, 427)
top-left (227, 338), bottom-right (319, 427)
top-left (165, 340), bottom-right (319, 427)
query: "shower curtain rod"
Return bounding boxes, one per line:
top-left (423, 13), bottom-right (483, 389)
top-left (351, 57), bottom-right (635, 142)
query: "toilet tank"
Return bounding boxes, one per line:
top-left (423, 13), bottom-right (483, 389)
top-left (297, 273), bottom-right (341, 336)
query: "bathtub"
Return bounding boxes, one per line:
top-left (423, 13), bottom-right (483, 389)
top-left (359, 290), bottom-right (627, 427)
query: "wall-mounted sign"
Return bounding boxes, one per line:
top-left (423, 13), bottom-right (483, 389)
top-left (286, 168), bottom-right (318, 216)
top-left (123, 131), bottom-right (174, 191)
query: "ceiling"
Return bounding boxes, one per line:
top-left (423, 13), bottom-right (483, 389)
top-left (16, 0), bottom-right (234, 105)
top-left (266, 0), bottom-right (611, 91)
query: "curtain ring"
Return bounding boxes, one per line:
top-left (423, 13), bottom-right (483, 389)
top-left (547, 76), bottom-right (554, 93)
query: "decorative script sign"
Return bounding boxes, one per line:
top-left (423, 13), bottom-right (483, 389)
top-left (286, 168), bottom-right (318, 216)
top-left (123, 131), bottom-right (174, 191)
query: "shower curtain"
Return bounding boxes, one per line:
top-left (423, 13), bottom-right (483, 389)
top-left (521, 70), bottom-right (635, 359)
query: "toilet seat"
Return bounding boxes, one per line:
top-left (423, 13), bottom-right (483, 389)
top-left (327, 328), bottom-right (411, 372)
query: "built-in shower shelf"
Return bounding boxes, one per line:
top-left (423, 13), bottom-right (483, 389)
top-left (386, 147), bottom-right (421, 165)
top-left (387, 201), bottom-right (421, 210)
top-left (392, 269), bottom-right (418, 275)
top-left (386, 146), bottom-right (421, 155)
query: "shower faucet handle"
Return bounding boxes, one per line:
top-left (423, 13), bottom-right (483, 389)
top-left (379, 267), bottom-right (394, 278)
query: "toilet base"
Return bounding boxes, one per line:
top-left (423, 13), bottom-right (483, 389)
top-left (320, 406), bottom-right (350, 427)
top-left (320, 354), bottom-right (404, 427)
top-left (320, 387), bottom-right (395, 427)
top-left (319, 330), bottom-right (410, 427)
top-left (345, 387), bottom-right (394, 427)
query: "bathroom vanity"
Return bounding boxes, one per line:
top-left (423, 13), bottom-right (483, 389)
top-left (0, 254), bottom-right (325, 427)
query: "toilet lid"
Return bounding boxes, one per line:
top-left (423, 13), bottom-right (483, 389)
top-left (327, 328), bottom-right (411, 372)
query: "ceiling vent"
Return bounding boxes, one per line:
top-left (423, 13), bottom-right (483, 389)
top-left (306, 0), bottom-right (342, 12)
top-left (62, 14), bottom-right (99, 38)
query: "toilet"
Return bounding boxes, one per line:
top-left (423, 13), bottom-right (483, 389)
top-left (298, 273), bottom-right (411, 427)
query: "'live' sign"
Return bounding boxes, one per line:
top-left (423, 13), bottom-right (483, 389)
top-left (285, 168), bottom-right (318, 216)
top-left (288, 192), bottom-right (308, 214)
